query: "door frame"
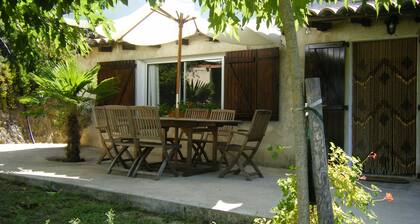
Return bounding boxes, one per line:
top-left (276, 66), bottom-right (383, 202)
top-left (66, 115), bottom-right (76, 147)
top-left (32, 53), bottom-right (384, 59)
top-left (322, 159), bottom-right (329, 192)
top-left (346, 36), bottom-right (419, 176)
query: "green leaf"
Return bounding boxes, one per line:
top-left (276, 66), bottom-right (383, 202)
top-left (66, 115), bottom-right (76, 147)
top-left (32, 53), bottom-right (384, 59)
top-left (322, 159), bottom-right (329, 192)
top-left (18, 96), bottom-right (40, 105)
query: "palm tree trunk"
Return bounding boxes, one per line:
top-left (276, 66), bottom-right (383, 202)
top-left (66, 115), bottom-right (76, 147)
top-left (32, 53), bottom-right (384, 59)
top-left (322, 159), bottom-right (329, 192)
top-left (66, 110), bottom-right (81, 162)
top-left (278, 0), bottom-right (309, 223)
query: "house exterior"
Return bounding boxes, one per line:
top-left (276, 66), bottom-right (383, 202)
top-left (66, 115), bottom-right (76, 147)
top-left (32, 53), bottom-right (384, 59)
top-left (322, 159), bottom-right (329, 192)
top-left (79, 1), bottom-right (420, 177)
top-left (302, 1), bottom-right (420, 177)
top-left (78, 33), bottom-right (287, 168)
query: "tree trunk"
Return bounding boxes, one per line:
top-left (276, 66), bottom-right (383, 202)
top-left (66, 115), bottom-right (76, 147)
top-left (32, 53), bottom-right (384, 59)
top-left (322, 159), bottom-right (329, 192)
top-left (278, 0), bottom-right (309, 223)
top-left (66, 110), bottom-right (81, 162)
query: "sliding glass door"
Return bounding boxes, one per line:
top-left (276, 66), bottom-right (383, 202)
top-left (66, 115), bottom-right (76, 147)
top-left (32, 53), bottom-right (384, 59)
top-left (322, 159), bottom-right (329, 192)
top-left (147, 59), bottom-right (222, 112)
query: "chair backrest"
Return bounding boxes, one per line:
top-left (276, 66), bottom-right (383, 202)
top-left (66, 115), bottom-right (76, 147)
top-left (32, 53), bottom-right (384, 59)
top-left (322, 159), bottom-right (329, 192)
top-left (130, 106), bottom-right (164, 143)
top-left (184, 108), bottom-right (209, 119)
top-left (247, 110), bottom-right (272, 142)
top-left (105, 105), bottom-right (134, 140)
top-left (209, 109), bottom-right (236, 136)
top-left (93, 106), bottom-right (108, 129)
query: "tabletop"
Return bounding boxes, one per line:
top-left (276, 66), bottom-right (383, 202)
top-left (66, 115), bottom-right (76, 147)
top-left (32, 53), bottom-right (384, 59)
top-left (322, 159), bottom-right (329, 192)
top-left (160, 117), bottom-right (241, 128)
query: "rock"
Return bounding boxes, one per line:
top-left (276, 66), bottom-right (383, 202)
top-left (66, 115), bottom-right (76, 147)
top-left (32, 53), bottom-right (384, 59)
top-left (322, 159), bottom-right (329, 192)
top-left (0, 111), bottom-right (26, 143)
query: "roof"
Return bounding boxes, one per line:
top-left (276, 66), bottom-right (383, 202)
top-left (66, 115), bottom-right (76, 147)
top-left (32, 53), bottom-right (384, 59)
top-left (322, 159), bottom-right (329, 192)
top-left (308, 0), bottom-right (419, 21)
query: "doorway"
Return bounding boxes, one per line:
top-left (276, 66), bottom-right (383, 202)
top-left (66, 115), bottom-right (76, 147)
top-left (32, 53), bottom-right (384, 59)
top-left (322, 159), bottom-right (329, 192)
top-left (353, 38), bottom-right (417, 175)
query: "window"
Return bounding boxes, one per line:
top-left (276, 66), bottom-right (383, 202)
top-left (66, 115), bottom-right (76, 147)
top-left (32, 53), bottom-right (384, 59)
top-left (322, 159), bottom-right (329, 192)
top-left (147, 59), bottom-right (222, 111)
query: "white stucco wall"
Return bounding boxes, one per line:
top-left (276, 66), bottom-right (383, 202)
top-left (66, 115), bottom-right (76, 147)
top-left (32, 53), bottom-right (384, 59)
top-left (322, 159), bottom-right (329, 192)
top-left (80, 18), bottom-right (420, 172)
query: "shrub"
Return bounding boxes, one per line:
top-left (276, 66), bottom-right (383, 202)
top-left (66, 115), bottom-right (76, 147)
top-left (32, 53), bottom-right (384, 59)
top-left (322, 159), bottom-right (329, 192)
top-left (256, 144), bottom-right (392, 224)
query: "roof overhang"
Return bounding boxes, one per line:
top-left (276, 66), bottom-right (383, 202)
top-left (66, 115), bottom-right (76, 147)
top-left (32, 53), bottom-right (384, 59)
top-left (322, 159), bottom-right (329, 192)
top-left (308, 1), bottom-right (419, 30)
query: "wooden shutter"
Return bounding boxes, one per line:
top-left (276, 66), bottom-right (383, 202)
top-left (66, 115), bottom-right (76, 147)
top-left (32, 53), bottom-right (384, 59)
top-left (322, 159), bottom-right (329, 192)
top-left (97, 60), bottom-right (136, 105)
top-left (224, 50), bottom-right (257, 120)
top-left (305, 42), bottom-right (347, 148)
top-left (256, 48), bottom-right (279, 120)
top-left (224, 48), bottom-right (279, 120)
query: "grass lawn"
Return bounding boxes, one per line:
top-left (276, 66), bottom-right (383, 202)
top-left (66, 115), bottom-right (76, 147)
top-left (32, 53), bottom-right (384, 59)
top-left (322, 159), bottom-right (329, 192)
top-left (0, 178), bottom-right (201, 224)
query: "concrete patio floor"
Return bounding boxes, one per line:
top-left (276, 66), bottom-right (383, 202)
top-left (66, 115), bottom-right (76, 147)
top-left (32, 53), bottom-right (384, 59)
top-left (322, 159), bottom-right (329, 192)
top-left (0, 144), bottom-right (419, 223)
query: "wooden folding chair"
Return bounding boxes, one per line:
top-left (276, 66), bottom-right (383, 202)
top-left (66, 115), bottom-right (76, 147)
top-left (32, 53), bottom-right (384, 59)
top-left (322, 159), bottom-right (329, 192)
top-left (105, 105), bottom-right (136, 175)
top-left (219, 110), bottom-right (271, 180)
top-left (128, 106), bottom-right (179, 180)
top-left (192, 109), bottom-right (236, 164)
top-left (93, 106), bottom-right (115, 164)
top-left (167, 108), bottom-right (209, 160)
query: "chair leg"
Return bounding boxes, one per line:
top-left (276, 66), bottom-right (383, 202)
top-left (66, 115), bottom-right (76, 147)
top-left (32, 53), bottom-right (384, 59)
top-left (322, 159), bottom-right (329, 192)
top-left (218, 148), bottom-right (230, 167)
top-left (192, 143), bottom-right (201, 163)
top-left (156, 147), bottom-right (179, 180)
top-left (242, 151), bottom-right (263, 178)
top-left (132, 147), bottom-right (153, 177)
top-left (236, 158), bottom-right (251, 181)
top-left (197, 141), bottom-right (210, 163)
top-left (127, 147), bottom-right (145, 177)
top-left (107, 146), bottom-right (129, 174)
top-left (97, 151), bottom-right (108, 164)
top-left (124, 148), bottom-right (135, 162)
top-left (119, 146), bottom-right (131, 169)
top-left (201, 147), bottom-right (210, 163)
top-left (219, 151), bottom-right (241, 178)
top-left (165, 147), bottom-right (179, 176)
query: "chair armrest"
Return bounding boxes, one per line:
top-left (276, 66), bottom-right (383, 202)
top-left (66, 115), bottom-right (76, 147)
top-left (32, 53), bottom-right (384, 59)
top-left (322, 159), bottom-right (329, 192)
top-left (237, 129), bottom-right (248, 132)
top-left (95, 126), bottom-right (108, 133)
top-left (230, 130), bottom-right (249, 137)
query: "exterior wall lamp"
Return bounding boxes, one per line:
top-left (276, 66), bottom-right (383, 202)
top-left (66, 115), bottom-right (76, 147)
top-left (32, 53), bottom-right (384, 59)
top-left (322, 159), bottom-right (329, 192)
top-left (385, 14), bottom-right (399, 35)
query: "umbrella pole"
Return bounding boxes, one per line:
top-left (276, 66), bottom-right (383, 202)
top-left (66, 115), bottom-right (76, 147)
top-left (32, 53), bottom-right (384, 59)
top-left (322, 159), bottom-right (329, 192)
top-left (175, 13), bottom-right (184, 114)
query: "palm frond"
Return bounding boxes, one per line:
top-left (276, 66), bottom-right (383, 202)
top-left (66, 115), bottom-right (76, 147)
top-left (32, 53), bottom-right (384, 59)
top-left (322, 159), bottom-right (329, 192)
top-left (26, 58), bottom-right (117, 108)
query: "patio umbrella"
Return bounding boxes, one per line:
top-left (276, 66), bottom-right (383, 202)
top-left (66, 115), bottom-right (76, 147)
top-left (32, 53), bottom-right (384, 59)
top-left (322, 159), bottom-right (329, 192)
top-left (83, 0), bottom-right (281, 108)
top-left (113, 1), bottom-right (203, 109)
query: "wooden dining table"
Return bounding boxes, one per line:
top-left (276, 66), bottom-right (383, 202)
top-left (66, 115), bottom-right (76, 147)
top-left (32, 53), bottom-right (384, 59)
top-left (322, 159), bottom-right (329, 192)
top-left (160, 117), bottom-right (241, 176)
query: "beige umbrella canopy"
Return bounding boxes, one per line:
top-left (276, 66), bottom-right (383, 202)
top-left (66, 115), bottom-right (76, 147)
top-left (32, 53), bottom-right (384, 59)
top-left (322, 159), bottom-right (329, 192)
top-left (112, 1), bottom-right (204, 109)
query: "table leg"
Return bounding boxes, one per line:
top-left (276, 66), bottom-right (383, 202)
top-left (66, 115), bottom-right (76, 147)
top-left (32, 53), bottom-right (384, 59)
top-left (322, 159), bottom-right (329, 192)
top-left (211, 127), bottom-right (219, 169)
top-left (186, 127), bottom-right (193, 167)
top-left (173, 127), bottom-right (179, 168)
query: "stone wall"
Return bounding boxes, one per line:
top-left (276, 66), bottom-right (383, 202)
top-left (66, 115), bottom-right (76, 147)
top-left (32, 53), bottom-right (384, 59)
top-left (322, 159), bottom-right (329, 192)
top-left (0, 110), bottom-right (66, 144)
top-left (0, 111), bottom-right (25, 143)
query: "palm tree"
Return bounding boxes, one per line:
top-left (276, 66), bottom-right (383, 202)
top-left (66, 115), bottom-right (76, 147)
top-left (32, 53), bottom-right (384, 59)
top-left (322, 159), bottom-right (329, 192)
top-left (21, 59), bottom-right (117, 162)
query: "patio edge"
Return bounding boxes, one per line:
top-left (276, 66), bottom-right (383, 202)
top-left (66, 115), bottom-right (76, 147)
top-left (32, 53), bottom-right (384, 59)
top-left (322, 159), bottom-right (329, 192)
top-left (0, 173), bottom-right (256, 224)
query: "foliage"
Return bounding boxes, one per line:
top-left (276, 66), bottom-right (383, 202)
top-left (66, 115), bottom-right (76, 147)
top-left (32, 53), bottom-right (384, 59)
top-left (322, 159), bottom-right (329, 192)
top-left (19, 58), bottom-right (117, 161)
top-left (20, 59), bottom-right (117, 116)
top-left (0, 0), bottom-right (125, 114)
top-left (159, 102), bottom-right (173, 116)
top-left (255, 144), bottom-right (392, 224)
top-left (159, 101), bottom-right (219, 116)
top-left (0, 179), bottom-right (199, 224)
top-left (186, 79), bottom-right (215, 104)
top-left (0, 60), bottom-right (15, 111)
top-left (190, 0), bottom-right (415, 36)
top-left (158, 63), bottom-right (177, 107)
top-left (0, 0), bottom-right (120, 63)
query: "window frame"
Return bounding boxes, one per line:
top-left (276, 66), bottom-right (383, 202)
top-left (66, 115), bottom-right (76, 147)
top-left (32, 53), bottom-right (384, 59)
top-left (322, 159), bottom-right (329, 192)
top-left (144, 54), bottom-right (225, 108)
